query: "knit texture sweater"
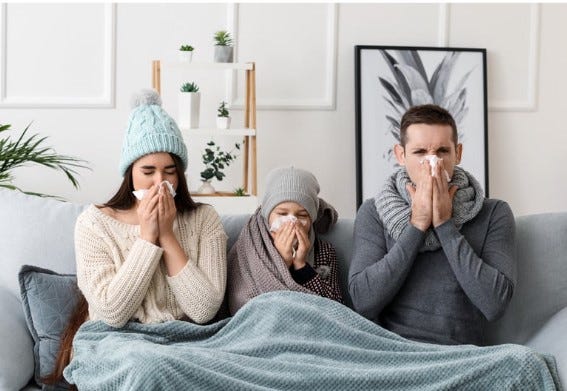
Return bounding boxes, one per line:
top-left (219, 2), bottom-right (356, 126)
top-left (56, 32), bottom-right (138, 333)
top-left (349, 198), bottom-right (516, 346)
top-left (75, 204), bottom-right (227, 327)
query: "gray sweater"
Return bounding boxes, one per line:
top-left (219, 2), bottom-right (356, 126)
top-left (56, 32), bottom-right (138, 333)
top-left (348, 198), bottom-right (516, 346)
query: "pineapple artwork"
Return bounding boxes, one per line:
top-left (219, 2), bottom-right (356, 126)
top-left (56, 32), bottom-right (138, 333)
top-left (377, 49), bottom-right (475, 164)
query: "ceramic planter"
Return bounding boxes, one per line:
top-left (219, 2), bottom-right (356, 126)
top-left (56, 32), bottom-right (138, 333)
top-left (214, 46), bottom-right (233, 63)
top-left (179, 50), bottom-right (193, 63)
top-left (197, 180), bottom-right (215, 194)
top-left (178, 92), bottom-right (200, 129)
top-left (216, 116), bottom-right (231, 129)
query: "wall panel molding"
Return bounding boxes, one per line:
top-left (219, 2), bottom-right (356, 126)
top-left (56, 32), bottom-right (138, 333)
top-left (439, 4), bottom-right (540, 112)
top-left (228, 3), bottom-right (338, 111)
top-left (0, 3), bottom-right (116, 108)
top-left (489, 4), bottom-right (540, 112)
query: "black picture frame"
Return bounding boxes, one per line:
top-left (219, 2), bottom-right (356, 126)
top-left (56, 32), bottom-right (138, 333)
top-left (355, 45), bottom-right (488, 208)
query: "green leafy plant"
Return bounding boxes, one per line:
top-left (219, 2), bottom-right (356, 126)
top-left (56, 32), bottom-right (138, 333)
top-left (217, 101), bottom-right (229, 118)
top-left (200, 140), bottom-right (240, 182)
top-left (180, 82), bottom-right (199, 93)
top-left (179, 44), bottom-right (194, 52)
top-left (213, 31), bottom-right (233, 46)
top-left (233, 187), bottom-right (246, 196)
top-left (0, 123), bottom-right (89, 197)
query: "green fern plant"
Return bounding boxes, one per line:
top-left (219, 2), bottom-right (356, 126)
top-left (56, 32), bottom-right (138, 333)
top-left (0, 123), bottom-right (89, 197)
top-left (378, 49), bottom-right (474, 161)
top-left (213, 31), bottom-right (233, 46)
top-left (180, 82), bottom-right (199, 93)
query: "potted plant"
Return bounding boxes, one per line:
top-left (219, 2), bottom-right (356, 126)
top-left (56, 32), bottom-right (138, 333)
top-left (178, 44), bottom-right (194, 63)
top-left (0, 123), bottom-right (88, 198)
top-left (233, 187), bottom-right (246, 196)
top-left (198, 140), bottom-right (240, 194)
top-left (178, 82), bottom-right (200, 129)
top-left (216, 101), bottom-right (230, 129)
top-left (213, 30), bottom-right (233, 63)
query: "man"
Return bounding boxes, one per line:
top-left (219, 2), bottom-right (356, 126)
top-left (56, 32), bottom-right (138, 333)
top-left (349, 104), bottom-right (515, 346)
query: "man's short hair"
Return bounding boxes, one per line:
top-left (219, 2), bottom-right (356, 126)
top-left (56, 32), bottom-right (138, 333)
top-left (399, 104), bottom-right (458, 147)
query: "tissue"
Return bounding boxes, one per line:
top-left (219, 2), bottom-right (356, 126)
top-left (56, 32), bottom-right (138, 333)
top-left (420, 155), bottom-right (451, 182)
top-left (132, 180), bottom-right (176, 200)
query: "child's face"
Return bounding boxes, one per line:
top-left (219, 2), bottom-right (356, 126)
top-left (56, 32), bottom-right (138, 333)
top-left (268, 202), bottom-right (311, 232)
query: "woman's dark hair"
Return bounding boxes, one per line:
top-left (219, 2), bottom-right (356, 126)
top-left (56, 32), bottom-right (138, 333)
top-left (44, 153), bottom-right (199, 387)
top-left (41, 293), bottom-right (87, 390)
top-left (103, 153), bottom-right (199, 214)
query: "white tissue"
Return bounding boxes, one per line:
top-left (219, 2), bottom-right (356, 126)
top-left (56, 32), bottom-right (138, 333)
top-left (132, 180), bottom-right (176, 200)
top-left (420, 155), bottom-right (451, 182)
top-left (269, 215), bottom-right (298, 232)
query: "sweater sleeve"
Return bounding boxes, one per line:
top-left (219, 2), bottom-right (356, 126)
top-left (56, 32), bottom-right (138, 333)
top-left (435, 200), bottom-right (516, 321)
top-left (296, 241), bottom-right (344, 303)
top-left (348, 199), bottom-right (425, 320)
top-left (167, 206), bottom-right (228, 324)
top-left (75, 212), bottom-right (163, 328)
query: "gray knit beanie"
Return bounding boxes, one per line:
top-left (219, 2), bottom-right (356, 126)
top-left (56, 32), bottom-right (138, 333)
top-left (261, 166), bottom-right (320, 221)
top-left (119, 89), bottom-right (188, 176)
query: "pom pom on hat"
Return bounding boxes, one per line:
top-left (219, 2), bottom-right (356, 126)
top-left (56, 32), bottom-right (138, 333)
top-left (119, 89), bottom-right (187, 176)
top-left (130, 88), bottom-right (162, 109)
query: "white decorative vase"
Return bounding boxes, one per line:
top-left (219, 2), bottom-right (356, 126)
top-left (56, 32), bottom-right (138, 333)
top-left (179, 51), bottom-right (193, 63)
top-left (178, 92), bottom-right (200, 129)
top-left (197, 180), bottom-right (215, 194)
top-left (214, 46), bottom-right (234, 63)
top-left (216, 116), bottom-right (231, 129)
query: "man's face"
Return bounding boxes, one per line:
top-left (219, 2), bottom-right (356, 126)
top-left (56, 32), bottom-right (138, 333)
top-left (394, 123), bottom-right (462, 184)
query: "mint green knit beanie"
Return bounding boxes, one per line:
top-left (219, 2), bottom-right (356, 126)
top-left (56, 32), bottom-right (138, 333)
top-left (119, 89), bottom-right (188, 176)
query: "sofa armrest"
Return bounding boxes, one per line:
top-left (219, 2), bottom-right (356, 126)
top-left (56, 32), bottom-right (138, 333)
top-left (526, 306), bottom-right (567, 386)
top-left (0, 286), bottom-right (34, 390)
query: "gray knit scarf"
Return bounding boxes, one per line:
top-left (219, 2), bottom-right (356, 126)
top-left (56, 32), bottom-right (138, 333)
top-left (374, 166), bottom-right (484, 252)
top-left (227, 200), bottom-right (338, 315)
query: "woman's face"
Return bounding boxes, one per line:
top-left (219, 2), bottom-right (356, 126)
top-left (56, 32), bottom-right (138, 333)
top-left (268, 202), bottom-right (312, 232)
top-left (132, 152), bottom-right (179, 192)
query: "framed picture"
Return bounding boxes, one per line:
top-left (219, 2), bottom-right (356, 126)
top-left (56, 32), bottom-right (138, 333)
top-left (355, 45), bottom-right (488, 208)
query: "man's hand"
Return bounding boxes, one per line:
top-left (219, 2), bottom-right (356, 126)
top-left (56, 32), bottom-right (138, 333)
top-left (432, 162), bottom-right (458, 227)
top-left (406, 160), bottom-right (433, 232)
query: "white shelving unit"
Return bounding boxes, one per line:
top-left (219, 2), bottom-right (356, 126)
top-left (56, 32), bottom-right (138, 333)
top-left (152, 60), bottom-right (258, 212)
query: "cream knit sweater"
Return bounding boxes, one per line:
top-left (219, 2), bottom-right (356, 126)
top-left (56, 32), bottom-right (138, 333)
top-left (75, 204), bottom-right (227, 327)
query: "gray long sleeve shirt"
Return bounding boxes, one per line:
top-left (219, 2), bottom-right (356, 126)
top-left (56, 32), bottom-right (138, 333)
top-left (348, 198), bottom-right (516, 346)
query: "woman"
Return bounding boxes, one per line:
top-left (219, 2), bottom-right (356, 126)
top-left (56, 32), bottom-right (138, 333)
top-left (45, 89), bottom-right (227, 387)
top-left (227, 166), bottom-right (343, 315)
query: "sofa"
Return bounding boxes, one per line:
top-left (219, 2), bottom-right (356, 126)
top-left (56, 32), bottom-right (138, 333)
top-left (1, 188), bottom-right (566, 390)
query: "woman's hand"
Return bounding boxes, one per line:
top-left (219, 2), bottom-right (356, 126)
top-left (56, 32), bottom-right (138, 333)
top-left (158, 183), bottom-right (177, 242)
top-left (270, 221), bottom-right (297, 267)
top-left (137, 184), bottom-right (160, 244)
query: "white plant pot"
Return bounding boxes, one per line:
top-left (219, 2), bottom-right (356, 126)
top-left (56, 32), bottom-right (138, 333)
top-left (178, 92), bottom-right (200, 129)
top-left (214, 46), bottom-right (234, 63)
top-left (216, 116), bottom-right (231, 129)
top-left (179, 51), bottom-right (193, 63)
top-left (197, 180), bottom-right (216, 194)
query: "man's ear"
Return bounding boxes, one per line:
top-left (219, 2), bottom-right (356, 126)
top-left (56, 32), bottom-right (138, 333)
top-left (394, 144), bottom-right (406, 166)
top-left (455, 143), bottom-right (463, 164)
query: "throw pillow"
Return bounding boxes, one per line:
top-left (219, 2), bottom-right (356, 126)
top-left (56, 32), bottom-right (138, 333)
top-left (19, 265), bottom-right (80, 389)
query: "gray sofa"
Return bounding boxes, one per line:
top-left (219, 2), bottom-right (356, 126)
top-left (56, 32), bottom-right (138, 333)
top-left (1, 188), bottom-right (566, 390)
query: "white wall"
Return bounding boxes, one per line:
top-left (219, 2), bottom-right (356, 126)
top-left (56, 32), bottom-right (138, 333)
top-left (1, 3), bottom-right (566, 218)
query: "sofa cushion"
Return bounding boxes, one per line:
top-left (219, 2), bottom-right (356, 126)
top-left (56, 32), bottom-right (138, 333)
top-left (19, 265), bottom-right (80, 389)
top-left (0, 286), bottom-right (34, 391)
top-left (0, 189), bottom-right (87, 298)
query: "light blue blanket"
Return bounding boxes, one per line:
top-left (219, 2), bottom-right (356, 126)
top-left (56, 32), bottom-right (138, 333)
top-left (64, 291), bottom-right (562, 390)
